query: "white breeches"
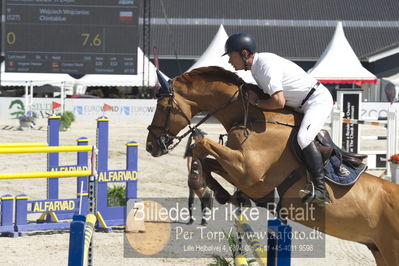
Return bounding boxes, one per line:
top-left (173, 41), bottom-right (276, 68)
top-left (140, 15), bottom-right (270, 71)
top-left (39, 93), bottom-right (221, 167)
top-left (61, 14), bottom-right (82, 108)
top-left (297, 85), bottom-right (333, 150)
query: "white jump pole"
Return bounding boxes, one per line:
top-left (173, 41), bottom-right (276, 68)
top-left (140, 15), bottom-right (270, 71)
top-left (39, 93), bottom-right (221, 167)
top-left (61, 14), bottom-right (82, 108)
top-left (30, 81), bottom-right (34, 114)
top-left (61, 81), bottom-right (65, 115)
top-left (387, 107), bottom-right (398, 182)
top-left (331, 103), bottom-right (342, 146)
top-left (24, 81), bottom-right (29, 114)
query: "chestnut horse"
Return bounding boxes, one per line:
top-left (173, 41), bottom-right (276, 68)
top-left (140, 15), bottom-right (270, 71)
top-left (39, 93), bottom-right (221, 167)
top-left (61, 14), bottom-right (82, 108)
top-left (146, 66), bottom-right (399, 265)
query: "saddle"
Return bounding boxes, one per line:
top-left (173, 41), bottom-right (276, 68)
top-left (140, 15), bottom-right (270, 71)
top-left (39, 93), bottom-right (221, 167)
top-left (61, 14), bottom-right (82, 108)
top-left (290, 129), bottom-right (367, 168)
top-left (253, 130), bottom-right (368, 222)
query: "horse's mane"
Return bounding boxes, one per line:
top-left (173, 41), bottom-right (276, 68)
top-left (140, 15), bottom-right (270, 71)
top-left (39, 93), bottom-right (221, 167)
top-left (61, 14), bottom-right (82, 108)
top-left (174, 66), bottom-right (265, 97)
top-left (174, 66), bottom-right (299, 125)
top-left (178, 66), bottom-right (245, 86)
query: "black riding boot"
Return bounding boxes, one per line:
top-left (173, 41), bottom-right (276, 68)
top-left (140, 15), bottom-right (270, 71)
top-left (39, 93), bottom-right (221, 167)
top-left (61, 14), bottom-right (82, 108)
top-left (300, 141), bottom-right (331, 206)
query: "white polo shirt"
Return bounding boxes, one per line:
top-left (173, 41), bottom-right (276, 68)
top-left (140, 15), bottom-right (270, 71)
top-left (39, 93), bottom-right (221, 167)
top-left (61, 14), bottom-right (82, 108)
top-left (251, 53), bottom-right (319, 109)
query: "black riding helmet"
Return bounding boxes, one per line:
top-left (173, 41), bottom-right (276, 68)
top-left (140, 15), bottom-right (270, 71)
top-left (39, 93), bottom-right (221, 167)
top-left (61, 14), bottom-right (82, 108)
top-left (222, 33), bottom-right (256, 56)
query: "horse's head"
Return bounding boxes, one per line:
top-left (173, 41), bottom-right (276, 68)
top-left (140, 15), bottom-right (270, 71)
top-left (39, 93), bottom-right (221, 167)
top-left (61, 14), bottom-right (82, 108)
top-left (146, 70), bottom-right (195, 157)
top-left (146, 67), bottom-right (254, 157)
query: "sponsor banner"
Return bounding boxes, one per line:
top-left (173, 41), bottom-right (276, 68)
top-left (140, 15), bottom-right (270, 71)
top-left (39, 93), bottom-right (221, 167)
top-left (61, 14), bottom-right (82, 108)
top-left (2, 97), bottom-right (157, 123)
top-left (342, 93), bottom-right (359, 153)
top-left (361, 102), bottom-right (399, 119)
top-left (70, 98), bottom-right (156, 122)
top-left (1, 97), bottom-right (397, 123)
top-left (27, 198), bottom-right (79, 213)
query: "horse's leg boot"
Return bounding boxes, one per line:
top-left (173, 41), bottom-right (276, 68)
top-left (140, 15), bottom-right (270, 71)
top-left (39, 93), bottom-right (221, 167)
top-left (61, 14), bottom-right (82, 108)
top-left (198, 188), bottom-right (213, 226)
top-left (300, 141), bottom-right (331, 206)
top-left (188, 159), bottom-right (205, 190)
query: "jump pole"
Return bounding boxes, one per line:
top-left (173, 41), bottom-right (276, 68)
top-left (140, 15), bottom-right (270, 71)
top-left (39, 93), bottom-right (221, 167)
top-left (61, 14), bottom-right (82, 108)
top-left (47, 115), bottom-right (138, 228)
top-left (0, 145), bottom-right (93, 154)
top-left (0, 144), bottom-right (96, 234)
top-left (68, 168), bottom-right (98, 266)
top-left (0, 142), bottom-right (47, 148)
top-left (0, 115), bottom-right (138, 236)
top-left (334, 90), bottom-right (399, 179)
top-left (235, 215), bottom-right (267, 266)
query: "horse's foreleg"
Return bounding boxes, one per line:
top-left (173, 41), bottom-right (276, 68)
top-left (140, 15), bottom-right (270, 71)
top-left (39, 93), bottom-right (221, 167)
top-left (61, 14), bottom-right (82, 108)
top-left (194, 138), bottom-right (254, 187)
top-left (187, 158), bottom-right (213, 209)
top-left (201, 158), bottom-right (252, 207)
top-left (200, 158), bottom-right (233, 204)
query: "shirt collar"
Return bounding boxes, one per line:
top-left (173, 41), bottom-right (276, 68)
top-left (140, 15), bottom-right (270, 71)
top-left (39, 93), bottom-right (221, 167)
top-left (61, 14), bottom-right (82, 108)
top-left (251, 53), bottom-right (259, 74)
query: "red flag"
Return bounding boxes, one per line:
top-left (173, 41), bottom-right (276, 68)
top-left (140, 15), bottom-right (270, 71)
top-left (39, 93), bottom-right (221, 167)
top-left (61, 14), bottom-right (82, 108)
top-left (52, 101), bottom-right (61, 110)
top-left (103, 104), bottom-right (113, 112)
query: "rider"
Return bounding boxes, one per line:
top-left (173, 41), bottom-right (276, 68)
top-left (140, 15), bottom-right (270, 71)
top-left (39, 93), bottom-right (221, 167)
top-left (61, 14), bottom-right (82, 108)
top-left (223, 33), bottom-right (333, 206)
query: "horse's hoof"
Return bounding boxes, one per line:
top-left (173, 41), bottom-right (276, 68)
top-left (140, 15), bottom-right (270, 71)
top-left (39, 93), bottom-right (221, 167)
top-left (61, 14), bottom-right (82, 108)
top-left (200, 219), bottom-right (208, 226)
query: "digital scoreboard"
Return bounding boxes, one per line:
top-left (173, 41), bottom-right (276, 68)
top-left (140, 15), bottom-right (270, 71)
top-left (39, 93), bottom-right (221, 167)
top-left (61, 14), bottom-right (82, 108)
top-left (3, 0), bottom-right (139, 74)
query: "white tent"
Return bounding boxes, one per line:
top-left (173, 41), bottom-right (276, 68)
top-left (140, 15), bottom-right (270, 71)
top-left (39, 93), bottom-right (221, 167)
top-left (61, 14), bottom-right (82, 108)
top-left (77, 47), bottom-right (160, 87)
top-left (0, 62), bottom-right (76, 87)
top-left (308, 22), bottom-right (377, 84)
top-left (0, 62), bottom-right (76, 113)
top-left (187, 25), bottom-right (256, 84)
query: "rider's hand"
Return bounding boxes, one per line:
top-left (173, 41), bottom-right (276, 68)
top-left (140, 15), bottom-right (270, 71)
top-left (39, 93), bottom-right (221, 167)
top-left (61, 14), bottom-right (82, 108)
top-left (246, 90), bottom-right (258, 106)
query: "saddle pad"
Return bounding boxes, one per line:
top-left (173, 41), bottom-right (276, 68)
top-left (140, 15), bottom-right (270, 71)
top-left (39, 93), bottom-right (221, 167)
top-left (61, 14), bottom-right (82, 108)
top-left (324, 154), bottom-right (367, 186)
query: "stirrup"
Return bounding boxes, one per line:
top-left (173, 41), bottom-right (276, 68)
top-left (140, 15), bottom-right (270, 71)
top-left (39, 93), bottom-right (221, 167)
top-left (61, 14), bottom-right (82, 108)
top-left (299, 182), bottom-right (331, 206)
top-left (299, 182), bottom-right (315, 204)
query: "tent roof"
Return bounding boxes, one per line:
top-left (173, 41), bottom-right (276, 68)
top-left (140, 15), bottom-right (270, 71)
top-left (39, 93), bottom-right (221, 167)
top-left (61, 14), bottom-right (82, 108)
top-left (34, 84), bottom-right (61, 93)
top-left (0, 63), bottom-right (76, 87)
top-left (77, 47), bottom-right (160, 87)
top-left (187, 25), bottom-right (256, 84)
top-left (308, 22), bottom-right (377, 84)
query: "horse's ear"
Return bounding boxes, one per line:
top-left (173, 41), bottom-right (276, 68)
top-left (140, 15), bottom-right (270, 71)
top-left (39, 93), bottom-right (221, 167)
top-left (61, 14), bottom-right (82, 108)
top-left (156, 70), bottom-right (173, 97)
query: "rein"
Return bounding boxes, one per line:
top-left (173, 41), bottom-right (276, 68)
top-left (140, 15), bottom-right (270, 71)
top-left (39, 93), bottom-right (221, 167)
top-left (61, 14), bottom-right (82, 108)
top-left (149, 81), bottom-right (296, 152)
top-left (168, 89), bottom-right (240, 151)
top-left (232, 119), bottom-right (297, 128)
top-left (148, 88), bottom-right (240, 152)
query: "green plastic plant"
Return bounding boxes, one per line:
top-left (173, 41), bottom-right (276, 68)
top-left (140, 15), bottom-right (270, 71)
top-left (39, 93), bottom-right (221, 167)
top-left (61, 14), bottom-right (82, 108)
top-left (59, 111), bottom-right (75, 129)
top-left (208, 231), bottom-right (255, 266)
top-left (107, 185), bottom-right (127, 206)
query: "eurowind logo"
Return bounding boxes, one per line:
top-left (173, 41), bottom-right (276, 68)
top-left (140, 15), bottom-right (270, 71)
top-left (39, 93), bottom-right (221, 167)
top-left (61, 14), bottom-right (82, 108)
top-left (122, 106), bottom-right (130, 115)
top-left (74, 106), bottom-right (83, 115)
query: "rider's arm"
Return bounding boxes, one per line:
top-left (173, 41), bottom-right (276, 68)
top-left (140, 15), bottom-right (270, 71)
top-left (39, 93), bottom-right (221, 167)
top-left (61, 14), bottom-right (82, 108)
top-left (256, 90), bottom-right (285, 109)
top-left (248, 90), bottom-right (285, 109)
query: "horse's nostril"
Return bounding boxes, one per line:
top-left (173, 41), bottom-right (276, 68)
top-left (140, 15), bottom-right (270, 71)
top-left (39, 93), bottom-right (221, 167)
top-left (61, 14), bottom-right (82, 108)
top-left (146, 143), bottom-right (153, 152)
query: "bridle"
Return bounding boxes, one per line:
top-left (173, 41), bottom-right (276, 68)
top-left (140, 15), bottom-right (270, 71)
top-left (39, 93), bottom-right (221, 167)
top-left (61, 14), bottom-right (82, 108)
top-left (147, 93), bottom-right (193, 153)
top-left (147, 85), bottom-right (241, 153)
